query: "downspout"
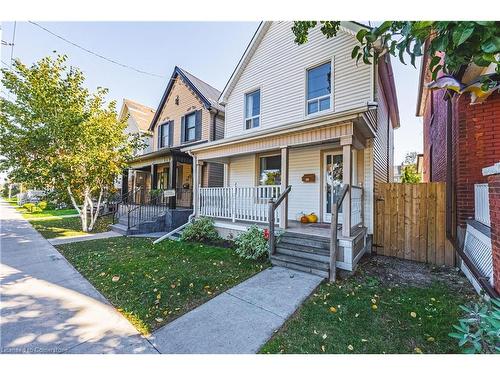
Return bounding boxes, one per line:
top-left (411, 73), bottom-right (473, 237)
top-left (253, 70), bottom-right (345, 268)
top-left (211, 108), bottom-right (220, 141)
top-left (445, 94), bottom-right (453, 240)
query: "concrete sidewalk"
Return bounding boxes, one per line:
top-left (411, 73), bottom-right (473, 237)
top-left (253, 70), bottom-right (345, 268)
top-left (48, 231), bottom-right (122, 246)
top-left (150, 266), bottom-right (323, 353)
top-left (0, 199), bottom-right (157, 354)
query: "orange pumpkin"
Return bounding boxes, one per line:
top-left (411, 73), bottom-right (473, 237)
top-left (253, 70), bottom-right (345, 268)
top-left (307, 213), bottom-right (318, 223)
top-left (300, 215), bottom-right (309, 224)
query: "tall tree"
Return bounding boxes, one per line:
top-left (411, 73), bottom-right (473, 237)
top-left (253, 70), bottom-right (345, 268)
top-left (292, 21), bottom-right (500, 87)
top-left (0, 55), bottom-right (141, 231)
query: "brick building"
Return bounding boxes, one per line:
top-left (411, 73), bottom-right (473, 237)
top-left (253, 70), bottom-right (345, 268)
top-left (417, 52), bottom-right (500, 294)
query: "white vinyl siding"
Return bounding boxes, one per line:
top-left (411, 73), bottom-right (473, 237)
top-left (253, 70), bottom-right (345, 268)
top-left (228, 154), bottom-right (256, 186)
top-left (287, 146), bottom-right (321, 221)
top-left (224, 21), bottom-right (372, 138)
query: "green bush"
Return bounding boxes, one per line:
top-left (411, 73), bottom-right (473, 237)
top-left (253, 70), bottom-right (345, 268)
top-left (449, 298), bottom-right (500, 354)
top-left (234, 225), bottom-right (268, 260)
top-left (23, 203), bottom-right (36, 212)
top-left (37, 201), bottom-right (47, 210)
top-left (180, 217), bottom-right (221, 244)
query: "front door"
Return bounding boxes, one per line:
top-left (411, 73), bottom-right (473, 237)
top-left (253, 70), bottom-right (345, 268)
top-left (323, 151), bottom-right (343, 223)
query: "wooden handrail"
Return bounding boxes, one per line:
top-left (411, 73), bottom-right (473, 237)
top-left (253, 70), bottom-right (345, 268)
top-left (330, 184), bottom-right (349, 282)
top-left (268, 185), bottom-right (292, 256)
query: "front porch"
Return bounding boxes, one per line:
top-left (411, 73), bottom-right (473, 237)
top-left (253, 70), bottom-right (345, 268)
top-left (188, 118), bottom-right (375, 275)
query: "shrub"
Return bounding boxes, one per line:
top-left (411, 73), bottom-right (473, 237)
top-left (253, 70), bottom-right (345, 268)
top-left (23, 203), bottom-right (36, 212)
top-left (449, 298), bottom-right (500, 354)
top-left (234, 225), bottom-right (269, 260)
top-left (37, 201), bottom-right (47, 210)
top-left (180, 217), bottom-right (221, 244)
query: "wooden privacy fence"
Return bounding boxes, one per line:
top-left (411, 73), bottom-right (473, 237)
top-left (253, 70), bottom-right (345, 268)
top-left (374, 182), bottom-right (455, 266)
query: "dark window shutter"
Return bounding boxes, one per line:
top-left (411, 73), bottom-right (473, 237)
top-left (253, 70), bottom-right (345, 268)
top-left (158, 124), bottom-right (163, 148)
top-left (195, 110), bottom-right (202, 140)
top-left (168, 120), bottom-right (174, 146)
top-left (180, 116), bottom-right (186, 144)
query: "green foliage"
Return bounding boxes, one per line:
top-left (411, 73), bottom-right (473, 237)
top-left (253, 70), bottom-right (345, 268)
top-left (292, 21), bottom-right (500, 82)
top-left (23, 203), bottom-right (36, 213)
top-left (234, 225), bottom-right (269, 260)
top-left (401, 165), bottom-right (421, 183)
top-left (449, 298), bottom-right (500, 354)
top-left (180, 217), bottom-right (221, 244)
top-left (0, 55), bottom-right (141, 231)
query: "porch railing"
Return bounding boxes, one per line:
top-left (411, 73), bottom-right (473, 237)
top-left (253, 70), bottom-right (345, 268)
top-left (199, 185), bottom-right (281, 224)
top-left (474, 183), bottom-right (490, 227)
top-left (351, 185), bottom-right (363, 229)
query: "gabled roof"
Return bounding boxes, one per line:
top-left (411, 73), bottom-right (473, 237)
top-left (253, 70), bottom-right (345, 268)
top-left (119, 99), bottom-right (155, 132)
top-left (219, 21), bottom-right (371, 104)
top-left (149, 66), bottom-right (223, 131)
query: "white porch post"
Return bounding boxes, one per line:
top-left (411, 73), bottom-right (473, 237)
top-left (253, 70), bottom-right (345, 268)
top-left (280, 146), bottom-right (289, 229)
top-left (193, 157), bottom-right (203, 217)
top-left (223, 162), bottom-right (230, 187)
top-left (341, 136), bottom-right (352, 237)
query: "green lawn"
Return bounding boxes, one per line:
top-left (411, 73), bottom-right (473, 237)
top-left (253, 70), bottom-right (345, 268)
top-left (30, 215), bottom-right (113, 239)
top-left (260, 257), bottom-right (478, 354)
top-left (56, 237), bottom-right (269, 334)
top-left (3, 197), bottom-right (78, 219)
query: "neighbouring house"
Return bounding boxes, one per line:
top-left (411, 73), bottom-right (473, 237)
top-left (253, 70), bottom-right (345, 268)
top-left (112, 66), bottom-right (225, 234)
top-left (393, 165), bottom-right (403, 182)
top-left (416, 50), bottom-right (500, 295)
top-left (184, 21), bottom-right (399, 276)
top-left (119, 98), bottom-right (156, 155)
top-left (114, 99), bottom-right (156, 193)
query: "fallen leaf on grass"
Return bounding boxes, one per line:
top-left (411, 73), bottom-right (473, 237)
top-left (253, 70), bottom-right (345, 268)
top-left (371, 304), bottom-right (378, 310)
top-left (348, 345), bottom-right (354, 351)
top-left (329, 306), bottom-right (337, 313)
top-left (112, 275), bottom-right (120, 282)
top-left (414, 347), bottom-right (423, 354)
top-left (410, 311), bottom-right (417, 318)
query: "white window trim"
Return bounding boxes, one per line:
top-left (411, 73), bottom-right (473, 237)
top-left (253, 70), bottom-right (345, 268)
top-left (305, 59), bottom-right (334, 118)
top-left (244, 88), bottom-right (261, 130)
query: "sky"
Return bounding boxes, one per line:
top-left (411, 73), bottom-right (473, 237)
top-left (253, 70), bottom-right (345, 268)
top-left (0, 21), bottom-right (422, 168)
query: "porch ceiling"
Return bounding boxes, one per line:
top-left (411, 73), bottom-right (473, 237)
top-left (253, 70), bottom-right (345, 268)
top-left (194, 120), bottom-right (354, 161)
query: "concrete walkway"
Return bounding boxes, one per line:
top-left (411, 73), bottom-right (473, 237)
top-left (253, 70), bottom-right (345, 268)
top-left (150, 266), bottom-right (323, 353)
top-left (0, 199), bottom-right (157, 354)
top-left (48, 231), bottom-right (122, 246)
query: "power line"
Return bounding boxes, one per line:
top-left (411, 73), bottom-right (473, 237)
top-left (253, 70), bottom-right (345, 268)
top-left (10, 22), bottom-right (17, 68)
top-left (28, 21), bottom-right (165, 79)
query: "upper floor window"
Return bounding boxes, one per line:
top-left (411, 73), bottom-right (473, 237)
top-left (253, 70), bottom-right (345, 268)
top-left (245, 89), bottom-right (260, 129)
top-left (307, 62), bottom-right (331, 115)
top-left (182, 110), bottom-right (201, 143)
top-left (158, 121), bottom-right (171, 148)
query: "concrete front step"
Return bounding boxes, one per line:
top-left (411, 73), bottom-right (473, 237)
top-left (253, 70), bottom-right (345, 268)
top-left (270, 257), bottom-right (329, 278)
top-left (278, 233), bottom-right (330, 251)
top-left (109, 223), bottom-right (141, 236)
top-left (275, 246), bottom-right (330, 263)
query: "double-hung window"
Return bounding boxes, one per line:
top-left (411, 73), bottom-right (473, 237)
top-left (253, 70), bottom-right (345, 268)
top-left (158, 122), bottom-right (170, 148)
top-left (184, 112), bottom-right (197, 142)
top-left (245, 89), bottom-right (260, 129)
top-left (306, 62), bottom-right (332, 115)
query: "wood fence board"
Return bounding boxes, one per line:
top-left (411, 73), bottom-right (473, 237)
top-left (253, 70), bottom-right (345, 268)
top-left (374, 182), bottom-right (452, 267)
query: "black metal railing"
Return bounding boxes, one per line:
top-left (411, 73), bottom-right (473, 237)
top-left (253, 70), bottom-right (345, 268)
top-left (114, 186), bottom-right (194, 230)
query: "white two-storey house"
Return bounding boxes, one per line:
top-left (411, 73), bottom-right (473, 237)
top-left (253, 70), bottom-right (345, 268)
top-left (185, 21), bottom-right (399, 275)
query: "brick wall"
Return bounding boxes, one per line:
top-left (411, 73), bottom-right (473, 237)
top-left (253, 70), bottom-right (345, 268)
top-left (422, 90), bottom-right (500, 228)
top-left (485, 166), bottom-right (500, 294)
top-left (456, 92), bottom-right (500, 226)
top-left (422, 89), bottom-right (449, 182)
